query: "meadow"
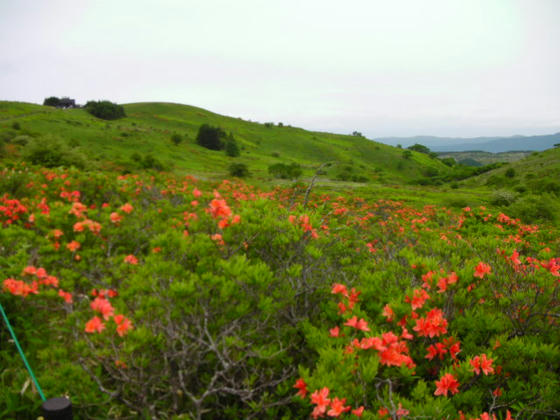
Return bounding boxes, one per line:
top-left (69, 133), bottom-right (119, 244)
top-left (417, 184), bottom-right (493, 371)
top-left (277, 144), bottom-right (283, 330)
top-left (0, 101), bottom-right (559, 419)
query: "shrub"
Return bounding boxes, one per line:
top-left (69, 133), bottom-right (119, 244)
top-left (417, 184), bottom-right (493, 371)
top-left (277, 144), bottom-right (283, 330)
top-left (224, 134), bottom-right (240, 157)
top-left (141, 154), bottom-right (164, 171)
top-left (485, 175), bottom-right (505, 187)
top-left (84, 100), bottom-right (126, 120)
top-left (0, 130), bottom-right (18, 143)
top-left (12, 135), bottom-right (31, 146)
top-left (196, 124), bottom-right (225, 150)
top-left (446, 197), bottom-right (468, 208)
top-left (269, 163), bottom-right (302, 180)
top-left (505, 168), bottom-right (516, 178)
top-left (229, 162), bottom-right (249, 177)
top-left (423, 167), bottom-right (439, 178)
top-left (11, 122), bottom-right (20, 130)
top-left (23, 135), bottom-right (87, 169)
top-left (507, 193), bottom-right (559, 223)
top-left (407, 143), bottom-right (431, 154)
top-left (43, 96), bottom-right (61, 107)
top-left (402, 150), bottom-right (412, 160)
top-left (440, 157), bottom-right (456, 167)
top-left (490, 190), bottom-right (517, 206)
top-left (170, 133), bottom-right (182, 146)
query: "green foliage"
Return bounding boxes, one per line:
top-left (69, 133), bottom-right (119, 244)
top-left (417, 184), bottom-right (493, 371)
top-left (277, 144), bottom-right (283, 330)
top-left (229, 162), bottom-right (249, 177)
top-left (224, 134), bottom-right (240, 157)
top-left (402, 150), bottom-right (412, 160)
top-left (141, 154), bottom-right (164, 171)
top-left (440, 157), bottom-right (456, 167)
top-left (407, 143), bottom-right (431, 154)
top-left (170, 133), bottom-right (182, 145)
top-left (196, 124), bottom-right (226, 150)
top-left (490, 190), bottom-right (517, 206)
top-left (84, 100), bottom-right (126, 120)
top-left (268, 162), bottom-right (302, 179)
top-left (0, 165), bottom-right (559, 419)
top-left (43, 96), bottom-right (61, 107)
top-left (23, 135), bottom-right (88, 169)
top-left (0, 100), bottom-right (460, 184)
top-left (507, 193), bottom-right (560, 223)
top-left (505, 167), bottom-right (516, 178)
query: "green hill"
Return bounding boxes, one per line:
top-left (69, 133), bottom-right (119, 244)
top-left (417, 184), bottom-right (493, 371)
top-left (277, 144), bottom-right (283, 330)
top-left (458, 147), bottom-right (560, 223)
top-left (0, 101), bottom-right (451, 184)
top-left (463, 147), bottom-right (560, 191)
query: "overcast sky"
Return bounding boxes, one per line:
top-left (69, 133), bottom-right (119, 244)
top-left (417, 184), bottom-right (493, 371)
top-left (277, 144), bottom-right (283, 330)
top-left (1, 0), bottom-right (559, 138)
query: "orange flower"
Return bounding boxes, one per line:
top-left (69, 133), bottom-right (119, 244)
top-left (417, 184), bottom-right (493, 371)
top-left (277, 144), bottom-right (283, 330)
top-left (116, 317), bottom-right (133, 337)
top-left (85, 316), bottom-right (105, 333)
top-left (293, 378), bottom-right (307, 398)
top-left (124, 254), bottom-right (138, 265)
top-left (58, 289), bottom-right (73, 303)
top-left (329, 326), bottom-right (340, 337)
top-left (331, 283), bottom-right (348, 297)
top-left (120, 203), bottom-right (134, 213)
top-left (110, 212), bottom-right (122, 224)
top-left (208, 199), bottom-right (232, 219)
top-left (344, 316), bottom-right (370, 332)
top-left (470, 354), bottom-right (494, 375)
top-left (66, 240), bottom-right (81, 252)
top-left (91, 296), bottom-right (114, 320)
top-left (474, 262), bottom-right (491, 279)
top-left (327, 397), bottom-right (351, 417)
top-left (351, 406), bottom-right (365, 417)
top-left (434, 373), bottom-right (459, 397)
top-left (310, 387), bottom-right (330, 418)
top-left (413, 308), bottom-right (448, 338)
top-left (410, 288), bottom-right (430, 310)
top-left (382, 304), bottom-right (394, 322)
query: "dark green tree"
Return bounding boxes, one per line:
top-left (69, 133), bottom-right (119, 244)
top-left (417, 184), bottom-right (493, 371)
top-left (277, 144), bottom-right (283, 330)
top-left (505, 168), bottom-right (516, 178)
top-left (85, 100), bottom-right (126, 120)
top-left (224, 133), bottom-right (240, 157)
top-left (402, 150), bottom-right (412, 160)
top-left (229, 163), bottom-right (249, 177)
top-left (171, 133), bottom-right (182, 146)
top-left (43, 96), bottom-right (61, 107)
top-left (407, 143), bottom-right (431, 154)
top-left (196, 124), bottom-right (226, 150)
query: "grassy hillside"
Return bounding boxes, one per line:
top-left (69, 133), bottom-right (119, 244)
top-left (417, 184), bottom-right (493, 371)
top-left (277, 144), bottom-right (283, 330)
top-left (0, 101), bottom-right (451, 184)
top-left (455, 147), bottom-right (560, 223)
top-left (437, 151), bottom-right (532, 166)
top-left (462, 147), bottom-right (560, 189)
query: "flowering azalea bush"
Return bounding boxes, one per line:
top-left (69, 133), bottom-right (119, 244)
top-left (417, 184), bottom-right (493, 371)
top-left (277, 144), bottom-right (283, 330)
top-left (0, 164), bottom-right (558, 418)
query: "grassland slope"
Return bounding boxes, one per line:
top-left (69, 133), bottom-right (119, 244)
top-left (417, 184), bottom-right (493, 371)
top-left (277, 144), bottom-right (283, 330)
top-left (0, 101), bottom-right (451, 184)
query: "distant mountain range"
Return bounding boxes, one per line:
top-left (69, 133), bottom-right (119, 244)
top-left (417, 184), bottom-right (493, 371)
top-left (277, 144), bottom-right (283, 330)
top-left (375, 133), bottom-right (560, 153)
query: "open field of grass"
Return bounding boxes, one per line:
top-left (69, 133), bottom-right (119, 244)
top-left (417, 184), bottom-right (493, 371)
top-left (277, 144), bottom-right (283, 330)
top-left (0, 101), bottom-right (452, 184)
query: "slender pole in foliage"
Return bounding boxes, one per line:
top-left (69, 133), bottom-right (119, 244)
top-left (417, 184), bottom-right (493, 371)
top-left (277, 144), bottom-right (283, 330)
top-left (304, 163), bottom-right (329, 208)
top-left (0, 302), bottom-right (46, 402)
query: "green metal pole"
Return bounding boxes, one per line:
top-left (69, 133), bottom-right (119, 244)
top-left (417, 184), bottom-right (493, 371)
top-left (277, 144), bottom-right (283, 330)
top-left (0, 302), bottom-right (46, 402)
